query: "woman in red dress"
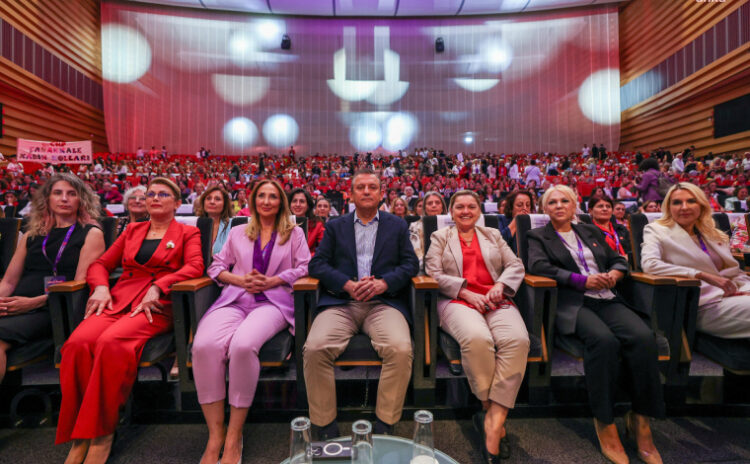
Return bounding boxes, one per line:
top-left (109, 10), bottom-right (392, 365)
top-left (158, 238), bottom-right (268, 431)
top-left (57, 177), bottom-right (204, 464)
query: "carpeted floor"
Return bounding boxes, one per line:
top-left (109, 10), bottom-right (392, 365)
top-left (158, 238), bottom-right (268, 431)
top-left (1, 416), bottom-right (750, 463)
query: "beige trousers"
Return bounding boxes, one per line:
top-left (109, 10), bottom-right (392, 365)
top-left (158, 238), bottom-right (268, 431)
top-left (303, 301), bottom-right (413, 426)
top-left (698, 294), bottom-right (750, 339)
top-left (439, 302), bottom-right (529, 408)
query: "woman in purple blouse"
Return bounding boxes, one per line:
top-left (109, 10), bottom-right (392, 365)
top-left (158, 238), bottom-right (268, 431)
top-left (191, 180), bottom-right (310, 464)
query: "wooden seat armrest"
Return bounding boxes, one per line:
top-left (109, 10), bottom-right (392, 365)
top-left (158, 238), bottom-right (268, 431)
top-left (171, 276), bottom-right (213, 292)
top-left (672, 276), bottom-right (702, 287)
top-left (294, 277), bottom-right (320, 291)
top-left (629, 272), bottom-right (676, 285)
top-left (523, 274), bottom-right (556, 288)
top-left (412, 276), bottom-right (439, 289)
top-left (48, 280), bottom-right (88, 292)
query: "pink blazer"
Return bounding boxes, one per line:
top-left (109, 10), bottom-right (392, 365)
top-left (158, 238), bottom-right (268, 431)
top-left (205, 225), bottom-right (310, 333)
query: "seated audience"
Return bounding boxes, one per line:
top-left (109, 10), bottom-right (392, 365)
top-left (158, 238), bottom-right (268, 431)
top-left (612, 201), bottom-right (630, 230)
top-left (641, 200), bottom-right (660, 213)
top-left (588, 195), bottom-right (631, 259)
top-left (195, 185), bottom-right (233, 257)
top-left (408, 191), bottom-right (447, 272)
top-left (641, 183), bottom-right (750, 339)
top-left (390, 197), bottom-right (409, 219)
top-left (498, 190), bottom-right (536, 255)
top-left (56, 177), bottom-right (204, 464)
top-left (308, 197), bottom-right (331, 254)
top-left (425, 190), bottom-right (528, 462)
top-left (723, 186), bottom-right (748, 212)
top-left (289, 188), bottom-right (314, 225)
top-left (192, 180), bottom-right (310, 464)
top-left (0, 174), bottom-right (105, 384)
top-left (528, 185), bottom-right (664, 464)
top-left (304, 169), bottom-right (418, 439)
top-left (117, 186), bottom-right (148, 236)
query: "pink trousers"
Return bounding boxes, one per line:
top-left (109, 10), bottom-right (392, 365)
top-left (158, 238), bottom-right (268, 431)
top-left (191, 301), bottom-right (287, 408)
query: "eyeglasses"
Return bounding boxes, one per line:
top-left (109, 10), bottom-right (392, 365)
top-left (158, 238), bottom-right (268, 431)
top-left (129, 196), bottom-right (147, 202)
top-left (145, 191), bottom-right (173, 199)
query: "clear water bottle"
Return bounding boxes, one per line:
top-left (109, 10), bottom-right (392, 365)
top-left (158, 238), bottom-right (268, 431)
top-left (351, 419), bottom-right (374, 464)
top-left (411, 410), bottom-right (436, 464)
top-left (289, 416), bottom-right (312, 464)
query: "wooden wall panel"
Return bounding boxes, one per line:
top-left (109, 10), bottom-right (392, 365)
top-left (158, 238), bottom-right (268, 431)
top-left (619, 0), bottom-right (744, 85)
top-left (619, 0), bottom-right (750, 156)
top-left (0, 1), bottom-right (106, 157)
top-left (0, 0), bottom-right (101, 82)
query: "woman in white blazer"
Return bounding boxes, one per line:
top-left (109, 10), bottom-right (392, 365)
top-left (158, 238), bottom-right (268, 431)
top-left (425, 190), bottom-right (528, 463)
top-left (642, 182), bottom-right (750, 338)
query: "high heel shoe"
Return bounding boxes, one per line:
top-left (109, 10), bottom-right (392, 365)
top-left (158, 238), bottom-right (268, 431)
top-left (625, 412), bottom-right (663, 464)
top-left (472, 412), bottom-right (503, 463)
top-left (593, 419), bottom-right (629, 464)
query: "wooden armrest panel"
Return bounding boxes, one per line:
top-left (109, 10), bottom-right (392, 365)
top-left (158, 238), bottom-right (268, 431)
top-left (294, 277), bottom-right (319, 291)
top-left (412, 276), bottom-right (439, 289)
top-left (171, 276), bottom-right (213, 292)
top-left (48, 280), bottom-right (87, 292)
top-left (523, 274), bottom-right (556, 288)
top-left (672, 276), bottom-right (701, 287)
top-left (629, 272), bottom-right (675, 285)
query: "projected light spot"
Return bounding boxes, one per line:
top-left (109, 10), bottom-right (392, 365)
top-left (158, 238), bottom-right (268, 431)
top-left (481, 39), bottom-right (513, 73)
top-left (383, 113), bottom-right (418, 151)
top-left (263, 114), bottom-right (299, 148)
top-left (453, 78), bottom-right (500, 93)
top-left (223, 117), bottom-right (258, 148)
top-left (350, 121), bottom-right (383, 152)
top-left (464, 134), bottom-right (474, 144)
top-left (212, 74), bottom-right (270, 106)
top-left (101, 24), bottom-right (151, 83)
top-left (578, 68), bottom-right (620, 126)
top-left (256, 20), bottom-right (284, 46)
top-left (228, 32), bottom-right (258, 66)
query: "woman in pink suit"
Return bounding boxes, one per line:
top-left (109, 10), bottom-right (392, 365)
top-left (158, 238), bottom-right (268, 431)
top-left (192, 179), bottom-right (311, 464)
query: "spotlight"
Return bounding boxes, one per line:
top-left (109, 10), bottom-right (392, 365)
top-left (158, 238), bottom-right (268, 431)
top-left (281, 34), bottom-right (291, 50)
top-left (435, 37), bottom-right (444, 53)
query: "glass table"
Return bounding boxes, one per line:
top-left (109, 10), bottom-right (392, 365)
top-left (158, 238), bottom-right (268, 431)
top-left (280, 435), bottom-right (460, 464)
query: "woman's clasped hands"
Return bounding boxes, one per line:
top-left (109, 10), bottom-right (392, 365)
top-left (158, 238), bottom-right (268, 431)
top-left (459, 282), bottom-right (507, 314)
top-left (584, 270), bottom-right (624, 290)
top-left (241, 269), bottom-right (283, 294)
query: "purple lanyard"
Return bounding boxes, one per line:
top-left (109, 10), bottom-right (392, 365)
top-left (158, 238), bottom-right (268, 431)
top-left (556, 230), bottom-right (591, 273)
top-left (42, 224), bottom-right (76, 277)
top-left (694, 231), bottom-right (711, 257)
top-left (600, 226), bottom-right (621, 252)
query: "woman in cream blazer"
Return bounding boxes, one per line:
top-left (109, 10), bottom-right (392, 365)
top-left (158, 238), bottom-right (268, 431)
top-left (642, 182), bottom-right (750, 339)
top-left (425, 190), bottom-right (527, 463)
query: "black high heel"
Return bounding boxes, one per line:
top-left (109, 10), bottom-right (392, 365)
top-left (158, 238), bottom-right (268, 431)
top-left (473, 412), bottom-right (503, 463)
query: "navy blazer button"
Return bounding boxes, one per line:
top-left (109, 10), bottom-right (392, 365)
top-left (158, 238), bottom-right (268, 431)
top-left (129, 272), bottom-right (133, 276)
top-left (151, 273), bottom-right (155, 277)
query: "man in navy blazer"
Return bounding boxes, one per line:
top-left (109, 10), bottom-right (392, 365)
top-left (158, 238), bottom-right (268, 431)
top-left (305, 169), bottom-right (418, 439)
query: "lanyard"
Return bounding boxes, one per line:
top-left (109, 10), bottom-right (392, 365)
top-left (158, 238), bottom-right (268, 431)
top-left (694, 231), bottom-right (711, 258)
top-left (556, 230), bottom-right (591, 273)
top-left (42, 224), bottom-right (76, 277)
top-left (599, 224), bottom-right (622, 253)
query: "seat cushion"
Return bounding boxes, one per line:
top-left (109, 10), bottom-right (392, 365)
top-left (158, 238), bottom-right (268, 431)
top-left (695, 334), bottom-right (750, 371)
top-left (258, 330), bottom-right (293, 363)
top-left (336, 333), bottom-right (379, 362)
top-left (7, 339), bottom-right (54, 369)
top-left (140, 333), bottom-right (175, 365)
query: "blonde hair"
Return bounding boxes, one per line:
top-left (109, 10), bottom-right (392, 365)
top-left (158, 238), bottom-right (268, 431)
top-left (390, 197), bottom-right (408, 216)
top-left (540, 185), bottom-right (578, 222)
top-left (657, 182), bottom-right (728, 243)
top-left (246, 179), bottom-right (295, 245)
top-left (26, 173), bottom-right (101, 237)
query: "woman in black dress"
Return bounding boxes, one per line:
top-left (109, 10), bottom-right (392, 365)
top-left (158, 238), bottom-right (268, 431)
top-left (0, 173), bottom-right (105, 383)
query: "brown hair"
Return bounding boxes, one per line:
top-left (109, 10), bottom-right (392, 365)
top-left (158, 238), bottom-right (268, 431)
top-left (448, 190), bottom-right (481, 211)
top-left (26, 173), bottom-right (101, 237)
top-left (195, 185), bottom-right (233, 223)
top-left (503, 190), bottom-right (536, 218)
top-left (246, 180), bottom-right (296, 245)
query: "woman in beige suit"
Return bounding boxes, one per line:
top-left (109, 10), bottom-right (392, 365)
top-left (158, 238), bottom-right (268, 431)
top-left (642, 182), bottom-right (750, 338)
top-left (425, 190), bottom-right (528, 463)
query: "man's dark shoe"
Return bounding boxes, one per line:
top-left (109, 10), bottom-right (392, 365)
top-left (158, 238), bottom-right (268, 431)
top-left (312, 420), bottom-right (340, 441)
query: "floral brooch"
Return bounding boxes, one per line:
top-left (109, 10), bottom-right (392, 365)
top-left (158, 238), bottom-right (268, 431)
top-left (166, 241), bottom-right (175, 249)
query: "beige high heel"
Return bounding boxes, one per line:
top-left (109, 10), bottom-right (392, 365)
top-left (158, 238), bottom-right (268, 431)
top-left (594, 418), bottom-right (629, 464)
top-left (625, 412), bottom-right (663, 464)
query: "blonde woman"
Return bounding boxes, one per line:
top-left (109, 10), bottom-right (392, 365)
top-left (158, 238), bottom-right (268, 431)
top-left (528, 185), bottom-right (663, 464)
top-left (641, 182), bottom-right (750, 338)
top-left (191, 180), bottom-right (310, 464)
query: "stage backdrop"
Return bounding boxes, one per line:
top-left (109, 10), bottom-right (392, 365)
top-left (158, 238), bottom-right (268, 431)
top-left (101, 2), bottom-right (620, 156)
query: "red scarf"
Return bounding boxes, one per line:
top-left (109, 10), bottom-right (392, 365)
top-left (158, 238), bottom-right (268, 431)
top-left (595, 222), bottom-right (625, 256)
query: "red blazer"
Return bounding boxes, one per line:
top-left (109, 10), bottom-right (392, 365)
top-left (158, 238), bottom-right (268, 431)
top-left (87, 219), bottom-right (204, 314)
top-left (307, 219), bottom-right (325, 254)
